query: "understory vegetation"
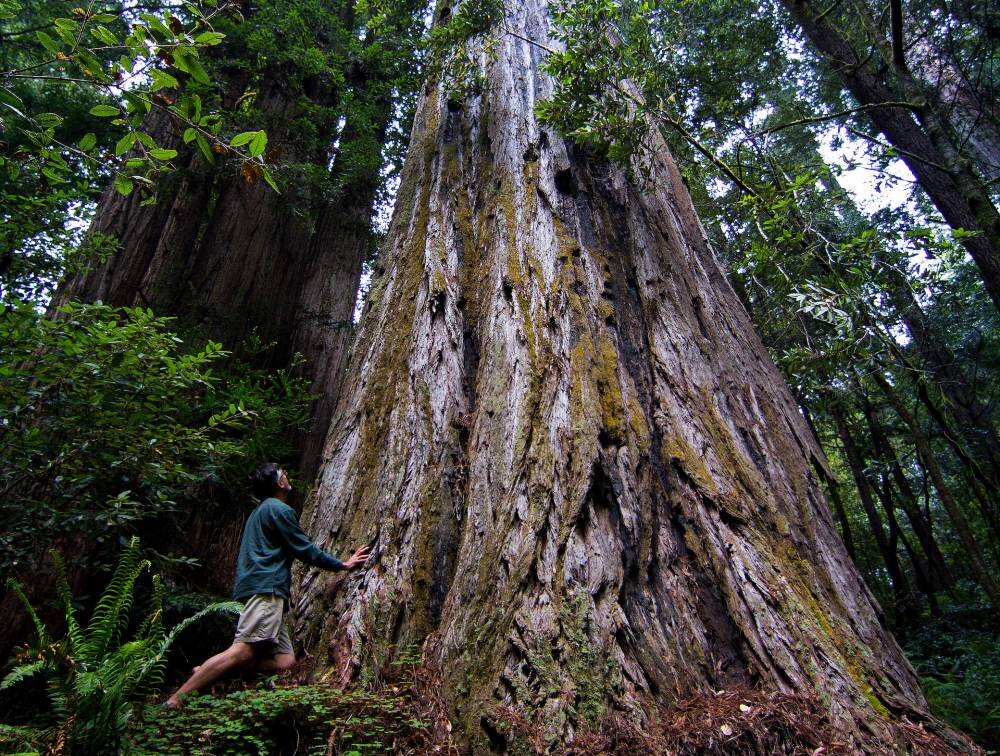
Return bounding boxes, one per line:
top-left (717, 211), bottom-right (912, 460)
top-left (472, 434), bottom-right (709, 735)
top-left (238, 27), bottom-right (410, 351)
top-left (2, 539), bottom-right (241, 753)
top-left (1, 0), bottom-right (998, 751)
top-left (132, 678), bottom-right (437, 755)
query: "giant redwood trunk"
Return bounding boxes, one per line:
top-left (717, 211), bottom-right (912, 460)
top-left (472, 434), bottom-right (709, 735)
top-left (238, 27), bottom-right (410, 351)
top-left (293, 3), bottom-right (940, 750)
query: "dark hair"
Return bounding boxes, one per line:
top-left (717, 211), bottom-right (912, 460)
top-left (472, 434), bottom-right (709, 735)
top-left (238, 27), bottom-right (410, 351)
top-left (250, 462), bottom-right (282, 499)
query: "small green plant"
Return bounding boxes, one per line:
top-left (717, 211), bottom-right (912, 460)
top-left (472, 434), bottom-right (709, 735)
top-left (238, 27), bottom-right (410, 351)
top-left (1, 537), bottom-right (240, 754)
top-left (560, 592), bottom-right (616, 725)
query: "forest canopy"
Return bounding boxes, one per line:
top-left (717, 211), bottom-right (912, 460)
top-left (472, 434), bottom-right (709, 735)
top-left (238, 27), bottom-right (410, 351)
top-left (1, 0), bottom-right (998, 752)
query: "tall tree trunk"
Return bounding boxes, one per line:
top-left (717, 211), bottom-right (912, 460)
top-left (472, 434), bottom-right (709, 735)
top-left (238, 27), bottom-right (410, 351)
top-left (875, 468), bottom-right (939, 619)
top-left (35, 21), bottom-right (386, 661)
top-left (912, 380), bottom-right (1000, 548)
top-left (886, 270), bottom-right (1000, 468)
top-left (782, 0), bottom-right (1000, 312)
top-left (293, 4), bottom-right (936, 749)
top-left (874, 372), bottom-right (1000, 609)
top-left (874, 468), bottom-right (932, 622)
top-left (825, 475), bottom-right (859, 564)
top-left (877, 328), bottom-right (1000, 547)
top-left (903, 5), bottom-right (1000, 185)
top-left (860, 391), bottom-right (952, 595)
top-left (53, 72), bottom-right (375, 483)
top-left (830, 401), bottom-right (914, 623)
top-left (799, 403), bottom-right (860, 563)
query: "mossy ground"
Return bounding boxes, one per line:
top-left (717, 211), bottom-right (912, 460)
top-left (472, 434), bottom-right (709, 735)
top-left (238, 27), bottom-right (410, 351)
top-left (131, 656), bottom-right (447, 756)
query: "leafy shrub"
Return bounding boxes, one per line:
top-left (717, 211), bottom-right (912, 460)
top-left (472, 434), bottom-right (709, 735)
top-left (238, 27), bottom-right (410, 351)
top-left (0, 721), bottom-right (48, 753)
top-left (0, 300), bottom-right (311, 582)
top-left (1, 538), bottom-right (241, 754)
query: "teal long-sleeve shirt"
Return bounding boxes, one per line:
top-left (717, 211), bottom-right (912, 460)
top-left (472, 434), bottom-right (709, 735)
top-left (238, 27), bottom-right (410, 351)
top-left (232, 497), bottom-right (343, 601)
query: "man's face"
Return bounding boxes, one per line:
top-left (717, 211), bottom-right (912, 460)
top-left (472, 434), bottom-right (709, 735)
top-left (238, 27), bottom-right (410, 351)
top-left (277, 468), bottom-right (292, 492)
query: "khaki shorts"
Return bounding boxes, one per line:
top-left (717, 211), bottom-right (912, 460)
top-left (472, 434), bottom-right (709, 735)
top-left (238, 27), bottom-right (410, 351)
top-left (234, 594), bottom-right (293, 655)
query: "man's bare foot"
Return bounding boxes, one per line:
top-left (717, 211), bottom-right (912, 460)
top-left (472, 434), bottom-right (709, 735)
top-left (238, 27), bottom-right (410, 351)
top-left (162, 695), bottom-right (184, 711)
top-left (192, 665), bottom-right (201, 674)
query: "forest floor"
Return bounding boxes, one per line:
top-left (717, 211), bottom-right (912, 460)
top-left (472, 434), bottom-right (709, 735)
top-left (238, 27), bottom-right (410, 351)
top-left (137, 662), bottom-right (971, 755)
top-left (2, 601), bottom-right (994, 753)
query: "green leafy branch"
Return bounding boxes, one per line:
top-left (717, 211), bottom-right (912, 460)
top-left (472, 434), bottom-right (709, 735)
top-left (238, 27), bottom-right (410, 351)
top-left (0, 0), bottom-right (279, 197)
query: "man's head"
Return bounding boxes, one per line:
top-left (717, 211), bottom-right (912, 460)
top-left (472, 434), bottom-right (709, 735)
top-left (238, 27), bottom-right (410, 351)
top-left (251, 462), bottom-right (291, 500)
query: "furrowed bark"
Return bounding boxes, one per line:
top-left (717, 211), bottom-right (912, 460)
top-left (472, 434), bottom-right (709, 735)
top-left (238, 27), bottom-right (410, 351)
top-left (295, 3), bottom-right (937, 750)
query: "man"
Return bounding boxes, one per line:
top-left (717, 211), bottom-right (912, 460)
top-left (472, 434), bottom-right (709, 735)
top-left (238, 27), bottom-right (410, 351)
top-left (164, 462), bottom-right (369, 709)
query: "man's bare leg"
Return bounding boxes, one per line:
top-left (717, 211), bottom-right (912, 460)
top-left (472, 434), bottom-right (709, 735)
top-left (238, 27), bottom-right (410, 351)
top-left (191, 651), bottom-right (293, 675)
top-left (164, 642), bottom-right (255, 709)
top-left (251, 652), bottom-right (296, 673)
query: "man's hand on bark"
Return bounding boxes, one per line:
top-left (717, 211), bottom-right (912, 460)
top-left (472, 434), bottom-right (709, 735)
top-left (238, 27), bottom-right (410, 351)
top-left (342, 545), bottom-right (371, 570)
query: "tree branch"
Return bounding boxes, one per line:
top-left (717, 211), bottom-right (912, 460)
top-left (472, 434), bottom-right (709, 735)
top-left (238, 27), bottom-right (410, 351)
top-left (845, 125), bottom-right (952, 172)
top-left (889, 0), bottom-right (905, 68)
top-left (743, 101), bottom-right (919, 141)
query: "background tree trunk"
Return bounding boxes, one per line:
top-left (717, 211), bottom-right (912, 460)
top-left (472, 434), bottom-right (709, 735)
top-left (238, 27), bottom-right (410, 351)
top-left (830, 400), bottom-right (915, 625)
top-left (293, 3), bottom-right (938, 749)
top-left (782, 0), bottom-right (1000, 312)
top-left (874, 372), bottom-right (1000, 609)
top-left (860, 393), bottom-right (952, 596)
top-left (53, 72), bottom-right (373, 484)
top-left (911, 37), bottom-right (1000, 187)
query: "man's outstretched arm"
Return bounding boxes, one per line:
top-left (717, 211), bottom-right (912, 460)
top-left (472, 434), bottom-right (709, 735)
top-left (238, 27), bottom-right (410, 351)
top-left (271, 503), bottom-right (369, 570)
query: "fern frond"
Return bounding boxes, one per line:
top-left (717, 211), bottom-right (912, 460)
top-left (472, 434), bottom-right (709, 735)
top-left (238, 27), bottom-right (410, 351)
top-left (47, 674), bottom-right (69, 723)
top-left (101, 639), bottom-right (155, 707)
top-left (0, 659), bottom-right (46, 690)
top-left (5, 577), bottom-right (50, 647)
top-left (73, 668), bottom-right (102, 702)
top-left (0, 722), bottom-right (49, 751)
top-left (137, 600), bottom-right (242, 682)
top-left (82, 536), bottom-right (149, 663)
top-left (137, 574), bottom-right (165, 640)
top-left (50, 550), bottom-right (85, 655)
top-left (7, 546), bottom-right (241, 753)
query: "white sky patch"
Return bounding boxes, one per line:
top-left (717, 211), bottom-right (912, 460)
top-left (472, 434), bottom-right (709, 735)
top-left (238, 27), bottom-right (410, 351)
top-left (817, 126), bottom-right (916, 214)
top-left (352, 98), bottom-right (408, 324)
top-left (352, 268), bottom-right (371, 324)
top-left (374, 169), bottom-right (401, 235)
top-left (352, 160), bottom-right (402, 323)
top-left (327, 115), bottom-right (348, 171)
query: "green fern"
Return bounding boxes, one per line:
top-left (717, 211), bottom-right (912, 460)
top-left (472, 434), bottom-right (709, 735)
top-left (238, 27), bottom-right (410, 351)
top-left (0, 658), bottom-right (45, 690)
top-left (49, 549), bottom-right (85, 654)
top-left (80, 537), bottom-right (151, 663)
top-left (0, 722), bottom-right (48, 752)
top-left (4, 578), bottom-right (50, 649)
top-left (136, 574), bottom-right (166, 641)
top-left (2, 537), bottom-right (240, 753)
